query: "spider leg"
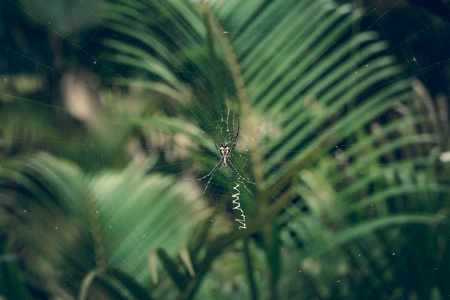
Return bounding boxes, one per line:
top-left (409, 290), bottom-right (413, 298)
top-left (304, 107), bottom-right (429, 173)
top-left (227, 159), bottom-right (256, 184)
top-left (202, 165), bottom-right (220, 194)
top-left (190, 160), bottom-right (222, 182)
top-left (227, 159), bottom-right (255, 195)
top-left (189, 160), bottom-right (222, 194)
top-left (230, 118), bottom-right (239, 153)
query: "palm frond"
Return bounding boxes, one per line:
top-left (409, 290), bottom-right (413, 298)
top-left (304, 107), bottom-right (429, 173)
top-left (2, 0), bottom-right (448, 299)
top-left (0, 153), bottom-right (209, 298)
top-left (100, 0), bottom-right (450, 298)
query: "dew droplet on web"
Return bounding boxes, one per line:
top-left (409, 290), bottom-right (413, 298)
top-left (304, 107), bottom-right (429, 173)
top-left (96, 210), bottom-right (99, 214)
top-left (109, 225), bottom-right (112, 229)
top-left (55, 226), bottom-right (58, 230)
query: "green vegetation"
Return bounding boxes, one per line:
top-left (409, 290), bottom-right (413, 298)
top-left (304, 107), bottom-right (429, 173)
top-left (1, 0), bottom-right (449, 299)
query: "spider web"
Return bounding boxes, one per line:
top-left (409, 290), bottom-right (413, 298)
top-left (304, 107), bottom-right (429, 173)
top-left (0, 0), bottom-right (449, 299)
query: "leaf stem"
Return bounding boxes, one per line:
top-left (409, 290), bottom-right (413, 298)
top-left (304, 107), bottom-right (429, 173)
top-left (243, 239), bottom-right (258, 300)
top-left (202, 3), bottom-right (265, 192)
top-left (85, 186), bottom-right (106, 277)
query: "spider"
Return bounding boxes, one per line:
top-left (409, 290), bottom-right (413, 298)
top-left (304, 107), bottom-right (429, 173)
top-left (193, 119), bottom-right (255, 195)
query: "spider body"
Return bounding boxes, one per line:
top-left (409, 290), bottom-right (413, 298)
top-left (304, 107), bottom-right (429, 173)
top-left (193, 119), bottom-right (255, 195)
top-left (219, 142), bottom-right (230, 166)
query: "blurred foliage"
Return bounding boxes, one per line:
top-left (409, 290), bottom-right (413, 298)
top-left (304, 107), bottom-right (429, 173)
top-left (1, 0), bottom-right (449, 300)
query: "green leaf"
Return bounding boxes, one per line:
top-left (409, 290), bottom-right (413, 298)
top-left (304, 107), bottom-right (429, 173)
top-left (0, 153), bottom-right (210, 297)
top-left (101, 0), bottom-right (449, 298)
top-left (156, 248), bottom-right (186, 290)
top-left (109, 268), bottom-right (153, 300)
top-left (0, 237), bottom-right (33, 300)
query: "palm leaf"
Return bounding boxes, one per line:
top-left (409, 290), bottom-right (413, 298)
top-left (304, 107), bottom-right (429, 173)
top-left (0, 153), bottom-right (210, 298)
top-left (1, 0), bottom-right (447, 299)
top-left (101, 0), bottom-right (449, 298)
